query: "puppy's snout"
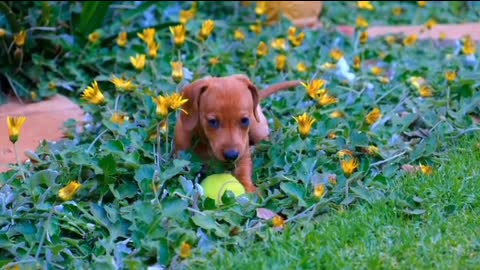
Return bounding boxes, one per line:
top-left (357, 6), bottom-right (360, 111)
top-left (223, 149), bottom-right (239, 161)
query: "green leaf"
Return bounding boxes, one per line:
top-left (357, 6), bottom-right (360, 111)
top-left (28, 169), bottom-right (59, 189)
top-left (101, 140), bottom-right (125, 154)
top-left (280, 182), bottom-right (307, 207)
top-left (191, 214), bottom-right (228, 238)
top-left (99, 154), bottom-right (117, 183)
top-left (160, 159), bottom-right (190, 181)
top-left (350, 130), bottom-right (369, 147)
top-left (75, 2), bottom-right (113, 36)
top-left (403, 209), bottom-right (426, 215)
top-left (162, 198), bottom-right (188, 218)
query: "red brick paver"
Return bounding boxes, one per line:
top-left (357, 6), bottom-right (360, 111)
top-left (0, 95), bottom-right (84, 172)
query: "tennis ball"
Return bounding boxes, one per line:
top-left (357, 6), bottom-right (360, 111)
top-left (201, 174), bottom-right (246, 205)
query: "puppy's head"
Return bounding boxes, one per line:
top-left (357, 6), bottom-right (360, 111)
top-left (179, 74), bottom-right (259, 162)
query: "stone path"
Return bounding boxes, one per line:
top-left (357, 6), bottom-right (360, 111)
top-left (0, 95), bottom-right (84, 172)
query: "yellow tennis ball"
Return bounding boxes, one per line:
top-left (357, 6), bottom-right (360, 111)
top-left (201, 174), bottom-right (246, 205)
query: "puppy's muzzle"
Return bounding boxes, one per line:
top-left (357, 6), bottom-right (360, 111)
top-left (223, 149), bottom-right (239, 161)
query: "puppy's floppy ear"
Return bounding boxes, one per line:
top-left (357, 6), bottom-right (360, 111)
top-left (179, 79), bottom-right (209, 131)
top-left (232, 75), bottom-right (260, 122)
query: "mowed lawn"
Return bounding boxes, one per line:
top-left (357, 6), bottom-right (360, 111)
top-left (186, 135), bottom-right (480, 270)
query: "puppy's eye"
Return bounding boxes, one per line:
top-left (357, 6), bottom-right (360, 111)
top-left (208, 119), bottom-right (220, 129)
top-left (240, 117), bottom-right (250, 127)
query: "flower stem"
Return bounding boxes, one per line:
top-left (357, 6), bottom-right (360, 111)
top-left (87, 129), bottom-right (109, 153)
top-left (13, 142), bottom-right (25, 180)
top-left (165, 114), bottom-right (170, 156)
top-left (446, 85), bottom-right (451, 113)
top-left (114, 94), bottom-right (122, 112)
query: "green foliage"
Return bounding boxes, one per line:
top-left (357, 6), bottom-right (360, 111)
top-left (1, 1), bottom-right (480, 269)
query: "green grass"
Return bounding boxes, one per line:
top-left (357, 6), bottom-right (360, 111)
top-left (187, 135), bottom-right (480, 270)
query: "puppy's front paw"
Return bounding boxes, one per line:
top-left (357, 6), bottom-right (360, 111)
top-left (244, 185), bottom-right (257, 193)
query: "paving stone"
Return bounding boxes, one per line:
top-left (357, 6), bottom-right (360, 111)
top-left (0, 95), bottom-right (85, 172)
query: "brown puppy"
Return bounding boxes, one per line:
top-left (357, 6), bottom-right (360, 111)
top-left (174, 74), bottom-right (300, 192)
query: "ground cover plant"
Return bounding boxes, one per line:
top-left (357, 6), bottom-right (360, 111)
top-left (1, 1), bottom-right (480, 269)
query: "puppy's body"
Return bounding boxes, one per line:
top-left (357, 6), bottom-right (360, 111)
top-left (174, 75), bottom-right (300, 192)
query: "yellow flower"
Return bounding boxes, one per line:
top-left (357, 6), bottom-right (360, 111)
top-left (31, 91), bottom-right (37, 101)
top-left (179, 242), bottom-right (192, 259)
top-left (328, 175), bottom-right (337, 185)
top-left (271, 38), bottom-right (286, 51)
top-left (321, 62), bottom-right (337, 70)
top-left (82, 81), bottom-right (105, 105)
top-left (366, 107), bottom-right (382, 125)
top-left (341, 158), bottom-right (359, 177)
top-left (0, 28), bottom-right (6, 38)
top-left (409, 76), bottom-right (425, 89)
top-left (179, 3), bottom-right (197, 24)
top-left (234, 29), bottom-right (245, 41)
top-left (170, 24), bottom-right (186, 47)
top-left (58, 181), bottom-right (82, 201)
top-left (250, 20), bottom-right (263, 35)
top-left (111, 112), bottom-right (129, 125)
top-left (209, 57), bottom-right (220, 66)
top-left (14, 30), bottom-right (27, 47)
top-left (88, 31), bottom-right (100, 44)
top-left (445, 71), bottom-right (457, 83)
top-left (328, 132), bottom-right (337, 139)
top-left (257, 41), bottom-right (269, 58)
top-left (365, 145), bottom-right (379, 156)
top-left (439, 32), bottom-right (447, 41)
top-left (296, 62), bottom-right (307, 73)
top-left (417, 1), bottom-right (427, 8)
top-left (130, 54), bottom-right (146, 71)
top-left (357, 1), bottom-right (374, 10)
top-left (288, 26), bottom-right (297, 40)
top-left (420, 164), bottom-right (433, 175)
top-left (153, 95), bottom-right (169, 116)
top-left (116, 32), bottom-right (128, 47)
top-left (301, 79), bottom-right (326, 99)
top-left (385, 35), bottom-right (397, 46)
top-left (353, 56), bottom-right (361, 71)
top-left (48, 82), bottom-right (56, 90)
top-left (330, 49), bottom-right (344, 62)
top-left (392, 7), bottom-right (404, 16)
top-left (171, 61), bottom-right (184, 83)
top-left (110, 75), bottom-right (136, 92)
top-left (314, 184), bottom-right (326, 198)
top-left (317, 92), bottom-right (337, 106)
top-left (255, 1), bottom-right (267, 15)
top-left (148, 41), bottom-right (160, 59)
top-left (272, 215), bottom-right (285, 229)
top-left (378, 76), bottom-right (390, 84)
top-left (356, 16), bottom-right (369, 28)
top-left (419, 85), bottom-right (433, 97)
top-left (403, 34), bottom-right (417, 47)
top-left (198, 19), bottom-right (215, 41)
top-left (7, 116), bottom-right (26, 144)
top-left (287, 27), bottom-right (305, 47)
top-left (359, 31), bottom-right (368, 45)
top-left (424, 19), bottom-right (437, 30)
top-left (276, 55), bottom-right (287, 71)
top-left (168, 93), bottom-right (189, 112)
top-left (137, 28), bottom-right (156, 45)
top-left (153, 93), bottom-right (189, 117)
top-left (370, 66), bottom-right (383, 76)
top-left (338, 149), bottom-right (354, 159)
top-left (293, 112), bottom-right (316, 138)
top-left (330, 111), bottom-right (344, 119)
top-left (462, 35), bottom-right (476, 55)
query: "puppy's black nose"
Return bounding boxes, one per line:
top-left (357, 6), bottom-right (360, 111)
top-left (223, 150), bottom-right (239, 161)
